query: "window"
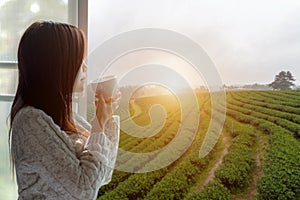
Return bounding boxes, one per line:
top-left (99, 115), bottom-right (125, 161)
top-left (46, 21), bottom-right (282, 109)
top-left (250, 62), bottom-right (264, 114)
top-left (0, 0), bottom-right (77, 95)
top-left (0, 1), bottom-right (79, 198)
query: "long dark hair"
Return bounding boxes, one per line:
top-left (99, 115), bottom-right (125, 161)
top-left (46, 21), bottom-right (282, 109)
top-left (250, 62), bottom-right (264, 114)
top-left (9, 21), bottom-right (86, 169)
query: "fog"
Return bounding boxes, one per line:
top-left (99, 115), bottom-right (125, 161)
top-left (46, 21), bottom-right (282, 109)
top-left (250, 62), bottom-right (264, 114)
top-left (88, 0), bottom-right (300, 86)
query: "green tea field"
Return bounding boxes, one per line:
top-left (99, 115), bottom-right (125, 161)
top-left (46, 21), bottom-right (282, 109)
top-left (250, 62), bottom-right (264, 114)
top-left (95, 90), bottom-right (300, 200)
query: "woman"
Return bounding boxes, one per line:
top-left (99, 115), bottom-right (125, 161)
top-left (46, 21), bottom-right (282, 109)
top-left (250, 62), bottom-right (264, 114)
top-left (9, 21), bottom-right (120, 200)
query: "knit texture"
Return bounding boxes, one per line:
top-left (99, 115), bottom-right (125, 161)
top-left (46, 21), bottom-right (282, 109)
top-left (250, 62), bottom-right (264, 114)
top-left (11, 106), bottom-right (120, 200)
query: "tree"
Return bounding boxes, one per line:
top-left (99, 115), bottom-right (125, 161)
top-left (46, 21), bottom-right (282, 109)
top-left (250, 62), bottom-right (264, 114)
top-left (268, 71), bottom-right (296, 90)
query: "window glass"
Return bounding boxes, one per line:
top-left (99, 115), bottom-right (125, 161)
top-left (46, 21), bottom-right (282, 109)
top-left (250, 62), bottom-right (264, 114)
top-left (0, 1), bottom-right (74, 199)
top-left (0, 0), bottom-right (69, 61)
top-left (0, 0), bottom-right (70, 95)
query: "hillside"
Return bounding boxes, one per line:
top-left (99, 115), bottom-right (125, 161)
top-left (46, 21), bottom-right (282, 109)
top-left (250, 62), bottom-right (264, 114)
top-left (93, 90), bottom-right (300, 200)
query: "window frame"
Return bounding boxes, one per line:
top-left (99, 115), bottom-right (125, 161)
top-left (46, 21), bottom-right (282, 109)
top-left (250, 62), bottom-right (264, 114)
top-left (0, 0), bottom-right (88, 118)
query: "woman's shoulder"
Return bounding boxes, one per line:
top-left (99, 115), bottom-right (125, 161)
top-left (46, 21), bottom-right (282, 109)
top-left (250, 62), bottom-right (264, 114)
top-left (13, 106), bottom-right (52, 125)
top-left (14, 105), bottom-right (48, 118)
top-left (12, 106), bottom-right (63, 137)
top-left (12, 106), bottom-right (76, 150)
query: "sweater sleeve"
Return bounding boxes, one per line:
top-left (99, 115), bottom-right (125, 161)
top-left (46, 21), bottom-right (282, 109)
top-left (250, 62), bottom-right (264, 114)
top-left (12, 108), bottom-right (120, 200)
top-left (84, 115), bottom-right (120, 186)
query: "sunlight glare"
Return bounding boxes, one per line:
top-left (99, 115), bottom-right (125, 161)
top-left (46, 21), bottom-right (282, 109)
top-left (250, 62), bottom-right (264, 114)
top-left (30, 3), bottom-right (40, 13)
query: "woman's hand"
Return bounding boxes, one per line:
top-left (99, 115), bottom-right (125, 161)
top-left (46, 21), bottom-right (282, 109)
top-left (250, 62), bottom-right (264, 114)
top-left (91, 94), bottom-right (113, 132)
top-left (111, 89), bottom-right (122, 110)
top-left (91, 90), bottom-right (121, 132)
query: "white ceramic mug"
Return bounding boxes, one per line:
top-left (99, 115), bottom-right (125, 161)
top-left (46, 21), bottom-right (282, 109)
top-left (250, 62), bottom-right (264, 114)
top-left (90, 75), bottom-right (118, 100)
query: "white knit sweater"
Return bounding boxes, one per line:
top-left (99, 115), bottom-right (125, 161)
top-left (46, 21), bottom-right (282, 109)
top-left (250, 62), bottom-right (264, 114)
top-left (11, 106), bottom-right (120, 200)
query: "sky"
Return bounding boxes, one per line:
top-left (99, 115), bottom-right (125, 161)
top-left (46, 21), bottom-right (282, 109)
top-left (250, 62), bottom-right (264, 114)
top-left (87, 0), bottom-right (300, 87)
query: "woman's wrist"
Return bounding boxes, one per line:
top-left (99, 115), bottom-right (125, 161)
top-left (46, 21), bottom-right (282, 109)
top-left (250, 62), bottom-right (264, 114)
top-left (91, 118), bottom-right (105, 133)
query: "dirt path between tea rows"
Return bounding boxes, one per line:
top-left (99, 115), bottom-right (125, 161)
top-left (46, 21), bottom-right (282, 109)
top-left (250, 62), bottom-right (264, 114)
top-left (233, 133), bottom-right (267, 200)
top-left (197, 135), bottom-right (230, 191)
top-left (196, 132), bottom-right (267, 199)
